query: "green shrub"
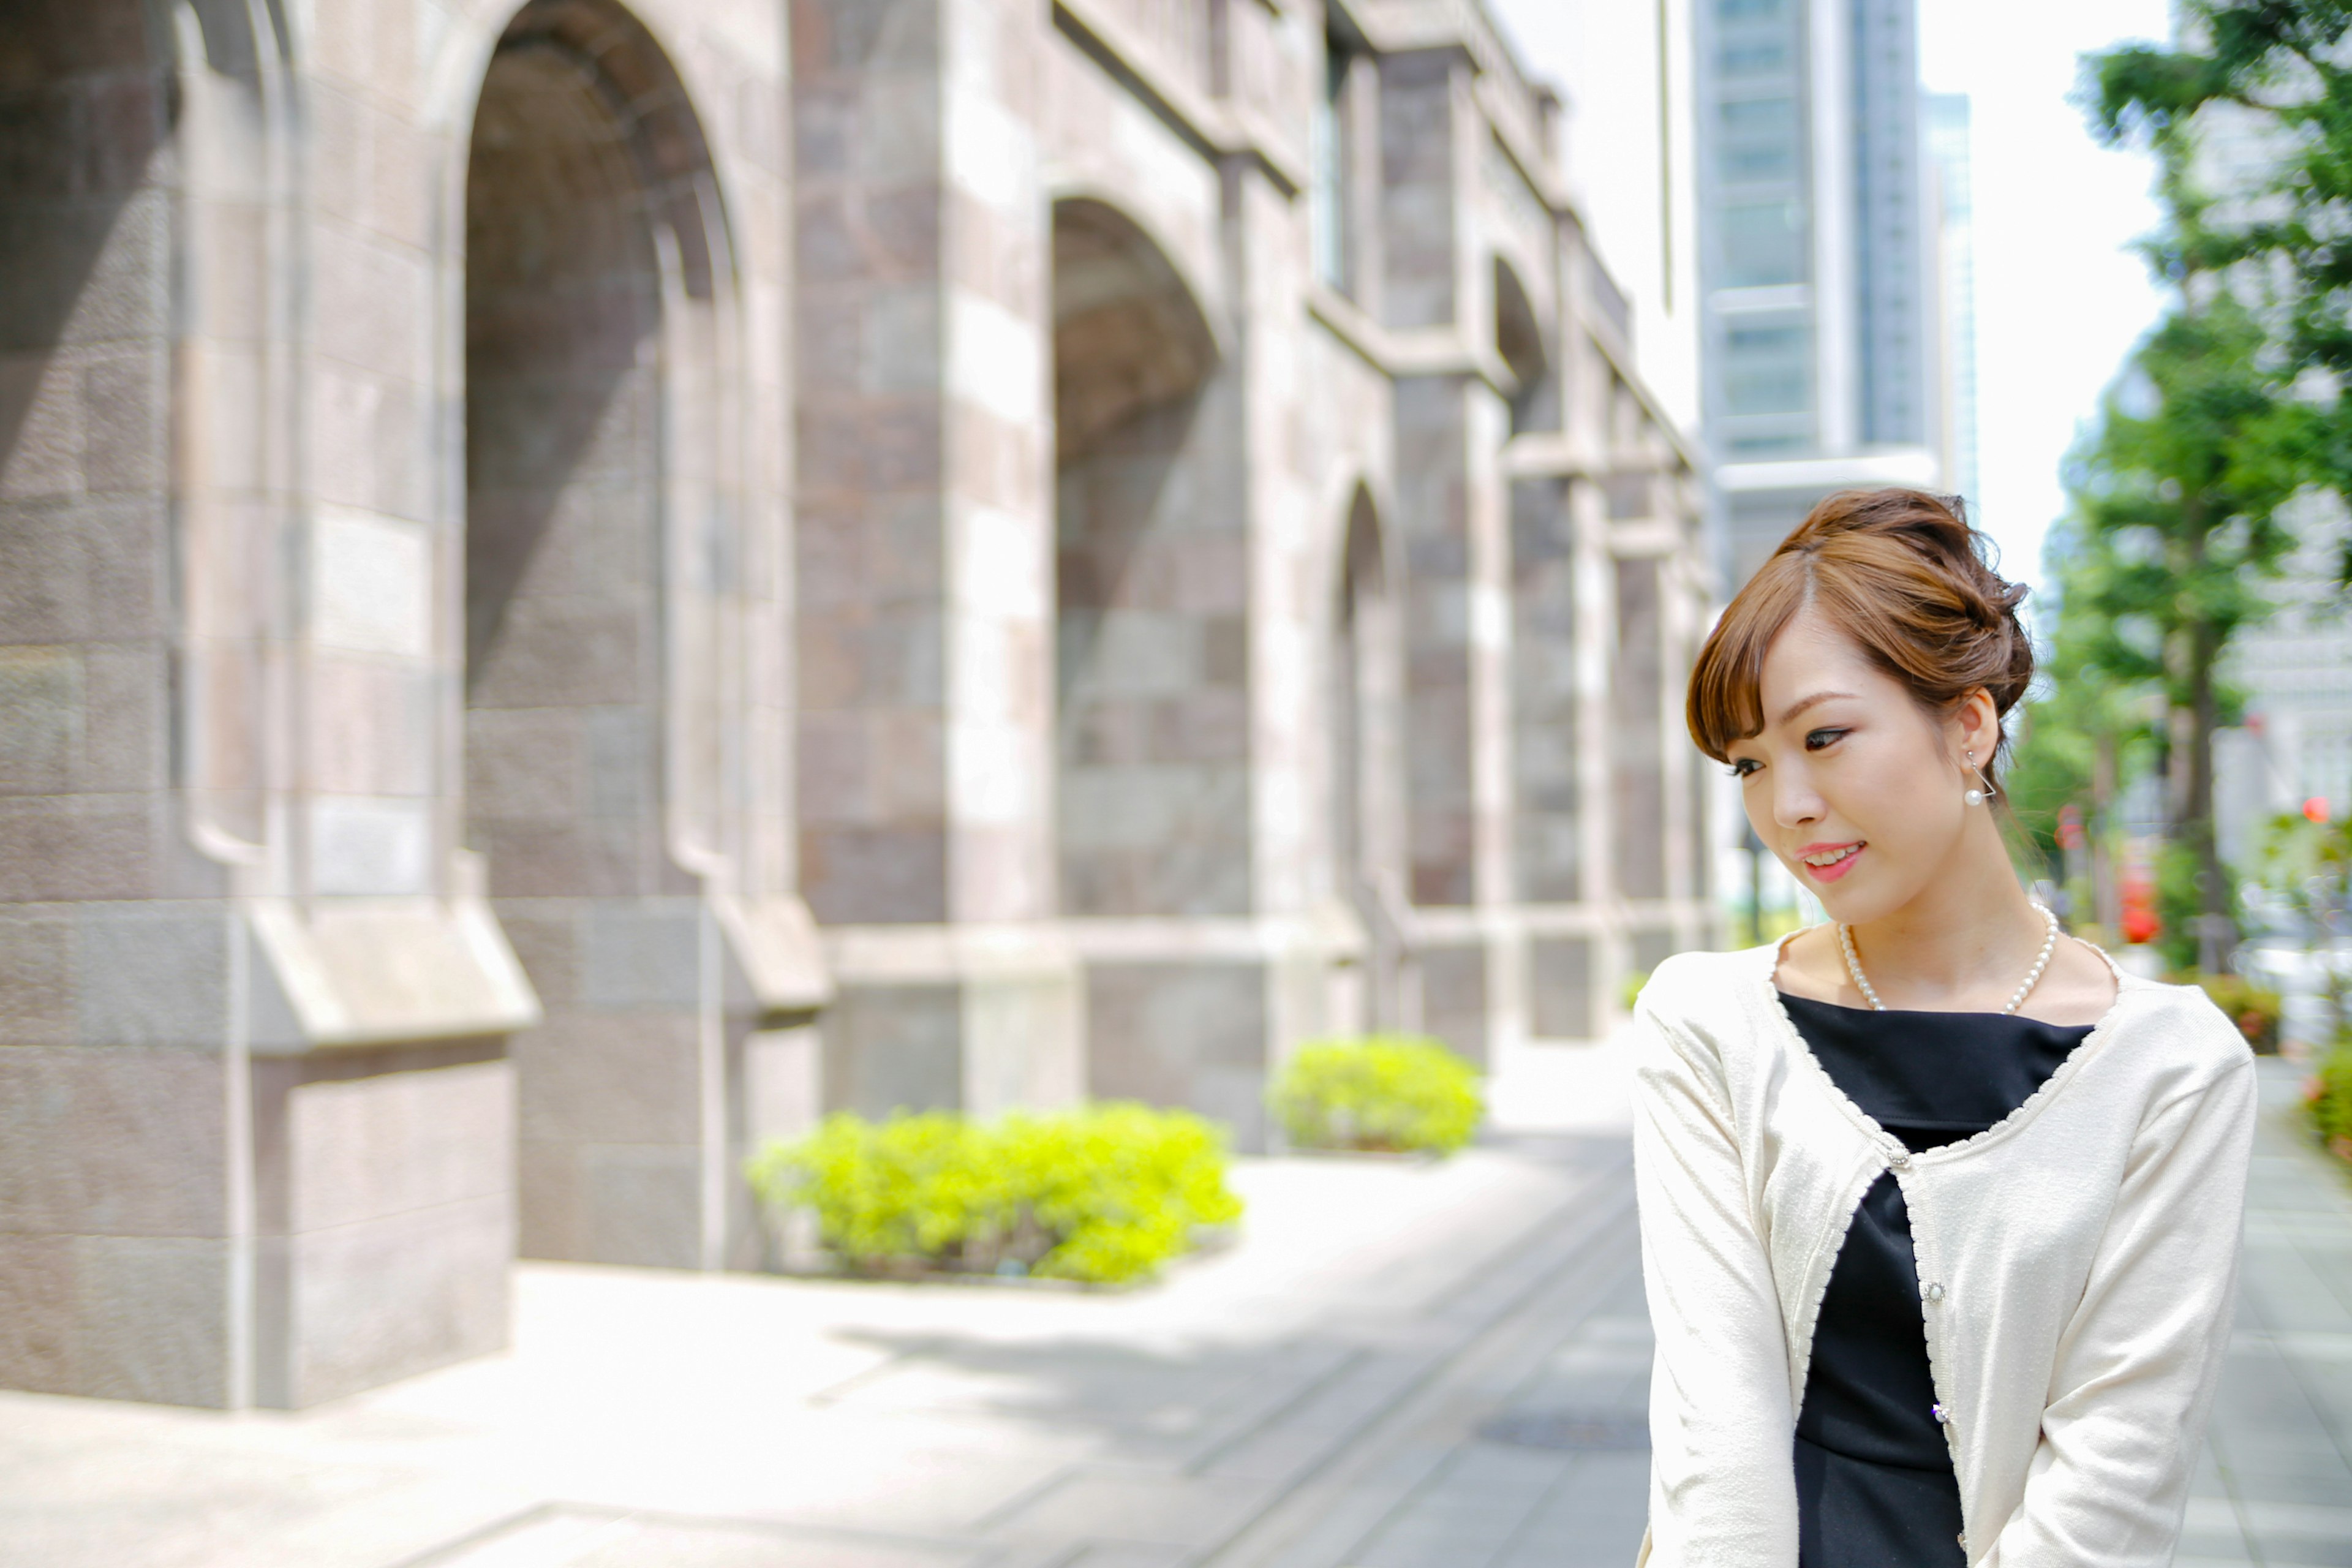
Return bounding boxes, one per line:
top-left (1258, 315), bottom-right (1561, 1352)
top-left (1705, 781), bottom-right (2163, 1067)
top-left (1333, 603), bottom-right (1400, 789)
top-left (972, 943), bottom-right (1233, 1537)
top-left (1269, 1035), bottom-right (1483, 1155)
top-left (2174, 971), bottom-right (2283, 1054)
top-left (745, 1102), bottom-right (1242, 1286)
top-left (2307, 1044), bottom-right (2352, 1167)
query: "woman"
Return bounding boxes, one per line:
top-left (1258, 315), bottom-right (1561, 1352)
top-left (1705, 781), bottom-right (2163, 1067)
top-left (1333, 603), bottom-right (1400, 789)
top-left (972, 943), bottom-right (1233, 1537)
top-left (1633, 489), bottom-right (2255, 1567)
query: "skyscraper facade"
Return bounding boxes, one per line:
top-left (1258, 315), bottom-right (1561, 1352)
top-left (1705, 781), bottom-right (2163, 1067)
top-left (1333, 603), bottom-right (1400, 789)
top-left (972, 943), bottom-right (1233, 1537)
top-left (1694, 0), bottom-right (1948, 584)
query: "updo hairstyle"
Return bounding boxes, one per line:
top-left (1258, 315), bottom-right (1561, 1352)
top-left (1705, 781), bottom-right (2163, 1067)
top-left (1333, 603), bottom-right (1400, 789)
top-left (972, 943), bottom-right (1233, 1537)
top-left (1686, 489), bottom-right (2034, 773)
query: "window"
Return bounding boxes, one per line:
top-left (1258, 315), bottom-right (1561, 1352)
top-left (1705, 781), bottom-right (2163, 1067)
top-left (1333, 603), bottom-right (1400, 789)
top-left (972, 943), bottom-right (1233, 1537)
top-left (1719, 39), bottom-right (1790, 77)
top-left (1722, 320), bottom-right (1810, 415)
top-left (1312, 43), bottom-right (1351, 293)
top-left (1716, 0), bottom-right (1785, 17)
top-left (1720, 201), bottom-right (1805, 286)
top-left (1718, 96), bottom-right (1798, 183)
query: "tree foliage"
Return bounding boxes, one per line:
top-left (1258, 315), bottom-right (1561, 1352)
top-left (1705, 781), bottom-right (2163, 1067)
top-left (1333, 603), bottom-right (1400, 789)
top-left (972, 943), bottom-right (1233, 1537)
top-left (2014, 7), bottom-right (2346, 963)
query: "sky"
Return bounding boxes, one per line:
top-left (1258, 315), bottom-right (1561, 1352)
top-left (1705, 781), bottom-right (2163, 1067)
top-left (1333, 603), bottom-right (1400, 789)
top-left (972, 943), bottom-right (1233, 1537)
top-left (1917, 0), bottom-right (2174, 594)
top-left (1489, 0), bottom-right (2179, 598)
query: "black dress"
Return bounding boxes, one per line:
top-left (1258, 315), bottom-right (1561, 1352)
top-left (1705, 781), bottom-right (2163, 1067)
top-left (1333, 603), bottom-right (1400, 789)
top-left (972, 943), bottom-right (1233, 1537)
top-left (1776, 993), bottom-right (2094, 1567)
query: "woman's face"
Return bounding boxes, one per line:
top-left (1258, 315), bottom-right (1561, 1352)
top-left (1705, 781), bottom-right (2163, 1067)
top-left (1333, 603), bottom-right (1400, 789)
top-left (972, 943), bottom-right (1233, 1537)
top-left (1722, 608), bottom-right (1989, 923)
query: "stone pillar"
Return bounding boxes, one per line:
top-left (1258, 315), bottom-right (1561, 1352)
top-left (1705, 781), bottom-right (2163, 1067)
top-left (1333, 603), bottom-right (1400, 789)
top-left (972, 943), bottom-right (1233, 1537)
top-left (0, 0), bottom-right (541, 1409)
top-left (794, 0), bottom-right (1080, 1119)
top-left (1381, 47), bottom-right (1517, 1066)
top-left (455, 0), bottom-right (820, 1273)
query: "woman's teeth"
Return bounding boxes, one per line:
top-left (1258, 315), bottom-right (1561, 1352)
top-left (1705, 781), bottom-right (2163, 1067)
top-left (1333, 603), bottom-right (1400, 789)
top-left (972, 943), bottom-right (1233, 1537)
top-left (1803, 844), bottom-right (1861, 868)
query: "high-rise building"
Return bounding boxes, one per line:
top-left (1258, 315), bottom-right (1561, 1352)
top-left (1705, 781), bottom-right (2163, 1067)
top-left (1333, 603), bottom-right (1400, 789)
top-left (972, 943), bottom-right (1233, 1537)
top-left (1926, 92), bottom-right (1980, 514)
top-left (1694, 0), bottom-right (1948, 584)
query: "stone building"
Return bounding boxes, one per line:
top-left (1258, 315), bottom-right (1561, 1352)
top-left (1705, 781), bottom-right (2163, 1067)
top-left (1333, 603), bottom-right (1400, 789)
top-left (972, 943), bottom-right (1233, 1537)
top-left (0, 0), bottom-right (1713, 1409)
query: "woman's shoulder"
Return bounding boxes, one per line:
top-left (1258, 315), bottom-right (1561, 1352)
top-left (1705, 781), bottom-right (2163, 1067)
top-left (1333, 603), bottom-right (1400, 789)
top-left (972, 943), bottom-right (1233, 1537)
top-left (1634, 943), bottom-right (1776, 1028)
top-left (2103, 967), bottom-right (2257, 1081)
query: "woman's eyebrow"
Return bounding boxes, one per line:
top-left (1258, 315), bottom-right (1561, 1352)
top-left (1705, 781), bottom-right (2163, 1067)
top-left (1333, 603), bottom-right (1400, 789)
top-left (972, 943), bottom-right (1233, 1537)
top-left (1773, 690), bottom-right (1858, 726)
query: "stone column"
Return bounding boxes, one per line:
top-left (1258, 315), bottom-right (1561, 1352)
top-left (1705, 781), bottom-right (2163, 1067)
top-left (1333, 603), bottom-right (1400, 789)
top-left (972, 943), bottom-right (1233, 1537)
top-left (793, 0), bottom-right (1080, 1119)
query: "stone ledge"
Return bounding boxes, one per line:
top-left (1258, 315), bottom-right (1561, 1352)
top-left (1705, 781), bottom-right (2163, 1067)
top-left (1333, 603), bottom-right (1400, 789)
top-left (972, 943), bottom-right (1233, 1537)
top-left (246, 893), bottom-right (540, 1052)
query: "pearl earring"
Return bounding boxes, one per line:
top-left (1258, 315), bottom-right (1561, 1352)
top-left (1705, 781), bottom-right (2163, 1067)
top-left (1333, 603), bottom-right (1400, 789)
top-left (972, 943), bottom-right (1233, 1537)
top-left (1964, 750), bottom-right (1994, 807)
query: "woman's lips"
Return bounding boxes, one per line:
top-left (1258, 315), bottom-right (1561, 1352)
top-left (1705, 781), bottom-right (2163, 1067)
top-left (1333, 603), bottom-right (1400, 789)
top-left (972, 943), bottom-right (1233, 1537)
top-left (1798, 842), bottom-right (1865, 883)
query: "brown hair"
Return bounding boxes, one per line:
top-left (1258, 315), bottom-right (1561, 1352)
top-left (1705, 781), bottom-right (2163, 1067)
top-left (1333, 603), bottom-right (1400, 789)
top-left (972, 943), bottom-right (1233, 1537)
top-left (1687, 489), bottom-right (2032, 767)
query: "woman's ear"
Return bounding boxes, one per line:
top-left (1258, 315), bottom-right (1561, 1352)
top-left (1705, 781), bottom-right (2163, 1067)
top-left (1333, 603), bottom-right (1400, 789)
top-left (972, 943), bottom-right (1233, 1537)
top-left (1950, 687), bottom-right (2000, 763)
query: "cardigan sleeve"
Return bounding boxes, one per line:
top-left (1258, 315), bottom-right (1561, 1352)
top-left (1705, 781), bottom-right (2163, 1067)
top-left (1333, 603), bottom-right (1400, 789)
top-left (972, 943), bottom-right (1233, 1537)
top-left (1632, 988), bottom-right (1800, 1568)
top-left (1978, 1050), bottom-right (2256, 1568)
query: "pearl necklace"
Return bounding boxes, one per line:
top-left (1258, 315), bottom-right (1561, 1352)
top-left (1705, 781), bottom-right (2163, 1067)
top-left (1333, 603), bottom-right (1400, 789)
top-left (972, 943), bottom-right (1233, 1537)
top-left (1839, 903), bottom-right (2061, 1016)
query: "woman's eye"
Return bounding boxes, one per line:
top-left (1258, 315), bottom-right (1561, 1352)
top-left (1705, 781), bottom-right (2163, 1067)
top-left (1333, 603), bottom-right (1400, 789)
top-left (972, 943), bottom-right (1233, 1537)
top-left (1727, 758), bottom-right (1760, 778)
top-left (1804, 728), bottom-right (1847, 752)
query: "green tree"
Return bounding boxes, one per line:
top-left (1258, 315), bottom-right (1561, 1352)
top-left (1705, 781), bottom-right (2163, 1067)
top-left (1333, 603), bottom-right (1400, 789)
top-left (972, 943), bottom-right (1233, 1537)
top-left (2090, 2), bottom-right (2352, 581)
top-left (2043, 296), bottom-right (2309, 966)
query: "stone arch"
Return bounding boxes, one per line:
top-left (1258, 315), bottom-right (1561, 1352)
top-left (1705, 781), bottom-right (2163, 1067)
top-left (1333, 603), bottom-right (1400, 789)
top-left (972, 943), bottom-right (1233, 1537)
top-left (462, 0), bottom-right (737, 896)
top-left (461, 0), bottom-right (748, 1267)
top-left (1493, 255), bottom-right (1556, 435)
top-left (1330, 483), bottom-right (1411, 1030)
top-left (1051, 193), bottom-right (1232, 918)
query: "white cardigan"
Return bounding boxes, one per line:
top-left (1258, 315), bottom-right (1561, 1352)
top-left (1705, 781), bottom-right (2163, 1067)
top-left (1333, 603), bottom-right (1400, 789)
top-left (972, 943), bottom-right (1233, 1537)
top-left (1630, 941), bottom-right (2256, 1568)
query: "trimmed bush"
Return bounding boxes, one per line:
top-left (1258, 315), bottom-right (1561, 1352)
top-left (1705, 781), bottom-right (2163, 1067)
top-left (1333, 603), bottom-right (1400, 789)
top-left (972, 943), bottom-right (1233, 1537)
top-left (1270, 1035), bottom-right (1483, 1155)
top-left (745, 1102), bottom-right (1242, 1286)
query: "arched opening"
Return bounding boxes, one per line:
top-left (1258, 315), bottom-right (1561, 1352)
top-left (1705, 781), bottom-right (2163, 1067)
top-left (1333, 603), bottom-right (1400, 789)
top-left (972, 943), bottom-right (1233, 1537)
top-left (462, 0), bottom-right (730, 1267)
top-left (1494, 257), bottom-right (1555, 435)
top-left (1332, 486), bottom-right (1408, 1030)
top-left (0, 1), bottom-right (173, 608)
top-left (1051, 197), bottom-right (1227, 917)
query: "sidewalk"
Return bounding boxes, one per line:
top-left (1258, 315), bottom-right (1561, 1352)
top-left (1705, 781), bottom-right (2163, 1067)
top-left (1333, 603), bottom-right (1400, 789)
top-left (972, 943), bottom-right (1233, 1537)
top-left (1, 1058), bottom-right (2343, 1568)
top-left (0, 1136), bottom-right (1644, 1568)
top-left (2180, 1059), bottom-right (2352, 1568)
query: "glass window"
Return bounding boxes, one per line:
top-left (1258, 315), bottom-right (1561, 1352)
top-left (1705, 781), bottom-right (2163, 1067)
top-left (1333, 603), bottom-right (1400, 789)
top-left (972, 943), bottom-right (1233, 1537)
top-left (1719, 201), bottom-right (1806, 286)
top-left (1719, 39), bottom-right (1789, 77)
top-left (1312, 45), bottom-right (1350, 293)
top-left (1722, 321), bottom-right (1811, 415)
top-left (1718, 96), bottom-right (1798, 182)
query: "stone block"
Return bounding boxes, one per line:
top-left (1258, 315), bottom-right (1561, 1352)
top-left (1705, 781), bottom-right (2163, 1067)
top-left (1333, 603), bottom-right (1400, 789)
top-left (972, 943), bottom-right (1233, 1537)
top-left (0, 908), bottom-right (74, 1046)
top-left (0, 643), bottom-right (79, 793)
top-left (77, 639), bottom-right (164, 792)
top-left (578, 903), bottom-right (701, 1011)
top-left (0, 495), bottom-right (165, 643)
top-left (284, 1194), bottom-right (511, 1407)
top-left (745, 1025), bottom-right (822, 1145)
top-left (75, 1234), bottom-right (228, 1407)
top-left (821, 981), bottom-right (962, 1116)
top-left (585, 708), bottom-right (658, 822)
top-left (74, 902), bottom-right (227, 1049)
top-left (1420, 944), bottom-right (1489, 1067)
top-left (0, 1234), bottom-right (76, 1394)
top-left (0, 1047), bottom-right (227, 1237)
top-left (467, 595), bottom-right (653, 712)
top-left (802, 826), bottom-right (949, 924)
top-left (311, 657), bottom-right (435, 797)
top-left (514, 1011), bottom-right (699, 1147)
top-left (466, 706), bottom-right (587, 823)
top-left (477, 818), bottom-right (647, 900)
top-left (286, 1059), bottom-right (514, 1234)
top-left (80, 345), bottom-right (165, 496)
top-left (0, 350), bottom-right (82, 500)
top-left (1085, 960), bottom-right (1265, 1142)
top-left (309, 796), bottom-right (432, 896)
top-left (495, 905), bottom-right (582, 1011)
top-left (579, 1147), bottom-right (701, 1269)
top-left (313, 510), bottom-right (432, 660)
top-left (1529, 937), bottom-right (1594, 1041)
top-left (516, 1139), bottom-right (582, 1262)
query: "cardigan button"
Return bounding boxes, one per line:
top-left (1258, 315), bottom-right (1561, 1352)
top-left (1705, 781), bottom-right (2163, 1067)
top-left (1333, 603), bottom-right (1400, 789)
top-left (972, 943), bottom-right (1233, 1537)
top-left (1924, 1281), bottom-right (1945, 1302)
top-left (1890, 1152), bottom-right (1912, 1169)
top-left (1932, 1402), bottom-right (1951, 1425)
